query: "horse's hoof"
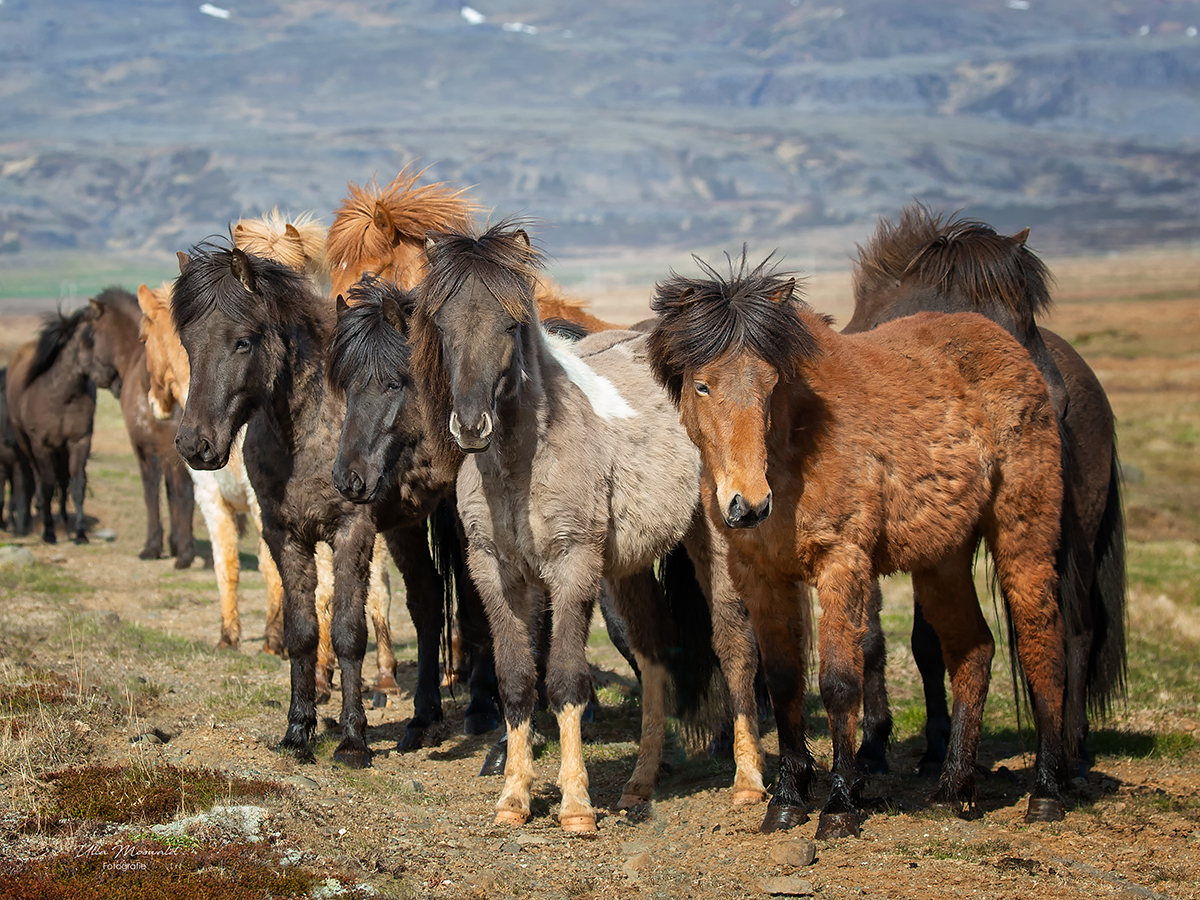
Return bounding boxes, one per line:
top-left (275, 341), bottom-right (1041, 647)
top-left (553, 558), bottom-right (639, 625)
top-left (733, 788), bottom-right (767, 806)
top-left (397, 725), bottom-right (426, 753)
top-left (314, 685), bottom-right (332, 705)
top-left (373, 673), bottom-right (400, 693)
top-left (74, 534), bottom-right (89, 545)
top-left (815, 811), bottom-right (861, 840)
top-left (493, 808), bottom-right (529, 827)
top-left (856, 753), bottom-right (889, 776)
top-left (917, 761), bottom-right (944, 779)
top-left (216, 636), bottom-right (239, 651)
top-left (262, 640), bottom-right (283, 657)
top-left (479, 741), bottom-right (507, 777)
top-left (1025, 797), bottom-right (1065, 823)
top-left (617, 791), bottom-right (650, 810)
top-left (139, 548), bottom-right (161, 561)
top-left (929, 799), bottom-right (979, 820)
top-left (173, 553), bottom-right (196, 570)
top-left (760, 803), bottom-right (808, 833)
top-left (560, 813), bottom-right (597, 833)
top-left (276, 742), bottom-right (315, 764)
top-left (464, 712), bottom-right (501, 736)
top-left (333, 743), bottom-right (372, 769)
top-left (42, 532), bottom-right (56, 544)
top-left (368, 691), bottom-right (387, 709)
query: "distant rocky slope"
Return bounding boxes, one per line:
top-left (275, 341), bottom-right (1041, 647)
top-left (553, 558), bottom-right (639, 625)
top-left (1, 0), bottom-right (1198, 260)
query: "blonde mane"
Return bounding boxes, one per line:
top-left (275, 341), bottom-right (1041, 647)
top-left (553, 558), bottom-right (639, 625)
top-left (232, 208), bottom-right (328, 277)
top-left (326, 166), bottom-right (482, 295)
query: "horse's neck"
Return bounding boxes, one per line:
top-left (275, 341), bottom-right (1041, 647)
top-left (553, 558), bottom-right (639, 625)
top-left (110, 317), bottom-right (144, 376)
top-left (263, 323), bottom-right (331, 453)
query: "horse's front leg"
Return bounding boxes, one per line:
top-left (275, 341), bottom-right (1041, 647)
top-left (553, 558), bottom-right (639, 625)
top-left (736, 564), bottom-right (817, 833)
top-left (330, 520), bottom-right (375, 768)
top-left (685, 515), bottom-right (767, 805)
top-left (10, 451), bottom-right (34, 536)
top-left (32, 452), bottom-right (57, 543)
top-left (542, 546), bottom-right (602, 832)
top-left (814, 557), bottom-right (873, 839)
top-left (134, 448), bottom-right (164, 559)
top-left (273, 530), bottom-right (320, 762)
top-left (384, 523), bottom-right (446, 750)
top-left (66, 435), bottom-right (90, 543)
top-left (366, 532), bottom-right (398, 696)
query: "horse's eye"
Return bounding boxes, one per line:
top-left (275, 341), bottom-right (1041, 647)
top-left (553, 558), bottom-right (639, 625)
top-left (694, 381), bottom-right (710, 396)
top-left (385, 381), bottom-right (404, 394)
top-left (235, 337), bottom-right (253, 353)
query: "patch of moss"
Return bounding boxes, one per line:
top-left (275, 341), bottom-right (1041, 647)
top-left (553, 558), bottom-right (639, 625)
top-left (30, 763), bottom-right (281, 828)
top-left (0, 840), bottom-right (322, 900)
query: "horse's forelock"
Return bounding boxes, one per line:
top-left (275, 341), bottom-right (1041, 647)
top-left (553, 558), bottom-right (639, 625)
top-left (421, 224), bottom-right (542, 325)
top-left (328, 280), bottom-right (416, 395)
top-left (650, 261), bottom-right (816, 402)
top-left (172, 243), bottom-right (314, 335)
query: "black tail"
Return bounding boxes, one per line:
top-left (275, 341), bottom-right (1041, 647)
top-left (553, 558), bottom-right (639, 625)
top-left (1086, 447), bottom-right (1128, 717)
top-left (658, 544), bottom-right (721, 723)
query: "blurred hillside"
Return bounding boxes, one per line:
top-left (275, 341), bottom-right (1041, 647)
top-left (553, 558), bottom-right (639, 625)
top-left (1, 0), bottom-right (1199, 268)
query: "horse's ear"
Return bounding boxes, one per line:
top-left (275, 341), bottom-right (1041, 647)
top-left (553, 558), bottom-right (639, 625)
top-left (336, 294), bottom-right (349, 319)
top-left (1013, 226), bottom-right (1031, 246)
top-left (88, 297), bottom-right (103, 318)
top-left (382, 296), bottom-right (409, 335)
top-left (767, 278), bottom-right (796, 304)
top-left (514, 229), bottom-right (531, 249)
top-left (136, 283), bottom-right (156, 314)
top-left (424, 235), bottom-right (438, 258)
top-left (231, 248), bottom-right (256, 293)
top-left (233, 223), bottom-right (245, 237)
top-left (285, 223), bottom-right (301, 240)
top-left (177, 251), bottom-right (191, 274)
top-left (373, 202), bottom-right (399, 246)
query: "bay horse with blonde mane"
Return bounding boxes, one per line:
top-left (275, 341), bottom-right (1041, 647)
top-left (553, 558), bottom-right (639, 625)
top-left (846, 203), bottom-right (1126, 774)
top-left (648, 254), bottom-right (1074, 838)
top-left (413, 222), bottom-right (765, 832)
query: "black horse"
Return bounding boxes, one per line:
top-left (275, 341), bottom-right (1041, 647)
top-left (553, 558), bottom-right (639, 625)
top-left (0, 367), bottom-right (33, 532)
top-left (171, 243), bottom-right (497, 766)
top-left (5, 308), bottom-right (96, 543)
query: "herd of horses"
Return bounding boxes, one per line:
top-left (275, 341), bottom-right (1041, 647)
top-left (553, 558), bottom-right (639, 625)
top-left (0, 168), bottom-right (1127, 841)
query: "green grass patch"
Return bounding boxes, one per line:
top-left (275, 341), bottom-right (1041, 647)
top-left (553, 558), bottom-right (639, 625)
top-left (0, 564), bottom-right (90, 598)
top-left (30, 763), bottom-right (280, 827)
top-left (1127, 540), bottom-right (1200, 607)
top-left (1090, 729), bottom-right (1197, 760)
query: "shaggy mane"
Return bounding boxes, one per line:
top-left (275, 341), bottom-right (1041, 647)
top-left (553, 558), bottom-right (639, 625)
top-left (327, 276), bottom-right (418, 396)
top-left (853, 202), bottom-right (1053, 325)
top-left (26, 306), bottom-right (92, 387)
top-left (325, 166), bottom-right (481, 276)
top-left (233, 209), bottom-right (327, 274)
top-left (647, 252), bottom-right (821, 405)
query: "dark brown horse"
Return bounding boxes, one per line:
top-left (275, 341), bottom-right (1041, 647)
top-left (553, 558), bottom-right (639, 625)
top-left (5, 308), bottom-right (96, 544)
top-left (0, 367), bottom-right (33, 532)
top-left (648, 254), bottom-right (1074, 838)
top-left (845, 204), bottom-right (1126, 773)
top-left (88, 287), bottom-right (196, 567)
top-left (171, 242), bottom-right (484, 765)
top-left (412, 223), bottom-right (765, 832)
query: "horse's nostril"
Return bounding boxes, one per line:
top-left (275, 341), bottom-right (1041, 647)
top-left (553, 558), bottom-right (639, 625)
top-left (349, 472), bottom-right (364, 494)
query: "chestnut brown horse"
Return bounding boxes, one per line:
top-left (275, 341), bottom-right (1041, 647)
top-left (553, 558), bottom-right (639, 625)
top-left (87, 287), bottom-right (196, 567)
top-left (846, 204), bottom-right (1126, 773)
top-left (5, 308), bottom-right (96, 544)
top-left (233, 209), bottom-right (327, 282)
top-left (648, 254), bottom-right (1074, 838)
top-left (413, 222), bottom-right (765, 832)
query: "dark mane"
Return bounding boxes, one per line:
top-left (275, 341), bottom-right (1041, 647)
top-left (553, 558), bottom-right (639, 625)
top-left (647, 252), bottom-right (821, 404)
top-left (172, 239), bottom-right (325, 337)
top-left (327, 276), bottom-right (418, 395)
top-left (411, 219), bottom-right (541, 472)
top-left (853, 203), bottom-right (1053, 326)
top-left (26, 306), bottom-right (91, 387)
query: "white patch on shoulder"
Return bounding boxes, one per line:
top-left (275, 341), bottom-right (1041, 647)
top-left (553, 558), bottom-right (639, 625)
top-left (544, 331), bottom-right (636, 419)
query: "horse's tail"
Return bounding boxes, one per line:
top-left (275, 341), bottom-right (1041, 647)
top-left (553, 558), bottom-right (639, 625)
top-left (657, 544), bottom-right (723, 732)
top-left (1086, 446), bottom-right (1128, 717)
top-left (428, 496), bottom-right (464, 694)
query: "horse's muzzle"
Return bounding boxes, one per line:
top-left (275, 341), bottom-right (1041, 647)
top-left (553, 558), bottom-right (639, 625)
top-left (724, 492), bottom-right (772, 529)
top-left (333, 464), bottom-right (377, 504)
top-left (176, 430), bottom-right (227, 470)
top-left (450, 409), bottom-right (493, 453)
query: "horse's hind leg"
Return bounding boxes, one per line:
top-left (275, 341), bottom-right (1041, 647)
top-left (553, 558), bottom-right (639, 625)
top-left (66, 435), bottom-right (90, 543)
top-left (135, 449), bottom-right (164, 560)
top-left (384, 523), bottom-right (447, 750)
top-left (33, 453), bottom-right (57, 543)
top-left (10, 452), bottom-right (33, 536)
top-left (911, 545), bottom-right (993, 819)
top-left (165, 455), bottom-right (196, 569)
top-left (366, 532), bottom-right (398, 697)
top-left (259, 536), bottom-right (285, 655)
top-left (911, 599), bottom-right (952, 777)
top-left (606, 572), bottom-right (669, 809)
top-left (684, 517), bottom-right (767, 805)
top-left (314, 542), bottom-right (335, 704)
top-left (857, 579), bottom-right (892, 775)
top-left (330, 523), bottom-right (375, 769)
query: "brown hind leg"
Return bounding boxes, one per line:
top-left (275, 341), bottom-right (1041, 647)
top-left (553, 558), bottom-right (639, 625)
top-left (259, 536), bottom-right (285, 655)
top-left (910, 544), bottom-right (994, 819)
top-left (857, 579), bottom-right (892, 775)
